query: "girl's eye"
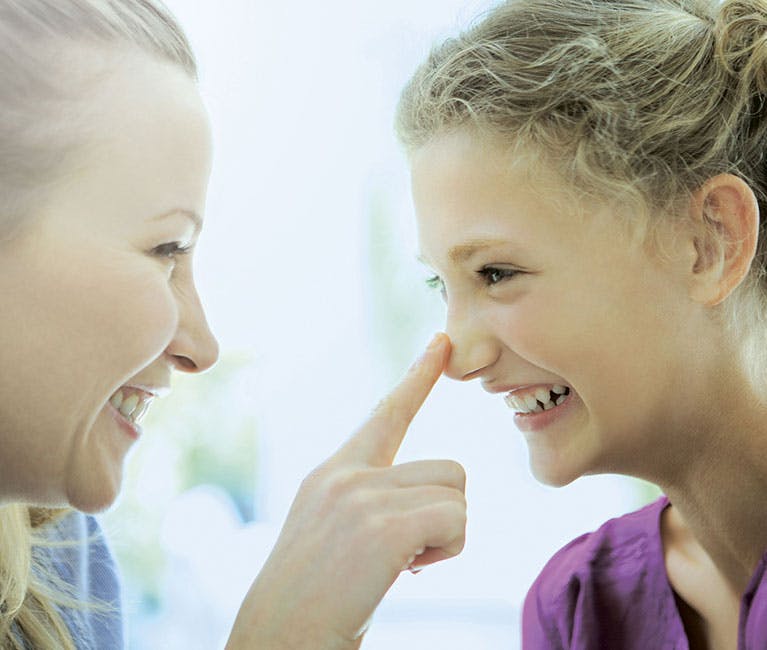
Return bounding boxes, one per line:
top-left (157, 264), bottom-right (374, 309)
top-left (477, 266), bottom-right (519, 285)
top-left (425, 275), bottom-right (447, 299)
top-left (152, 241), bottom-right (193, 260)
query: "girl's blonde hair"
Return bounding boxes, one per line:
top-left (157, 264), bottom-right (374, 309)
top-left (396, 0), bottom-right (767, 383)
top-left (0, 1), bottom-right (196, 647)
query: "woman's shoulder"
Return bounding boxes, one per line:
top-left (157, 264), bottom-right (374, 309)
top-left (39, 510), bottom-right (125, 649)
top-left (522, 496), bottom-right (677, 649)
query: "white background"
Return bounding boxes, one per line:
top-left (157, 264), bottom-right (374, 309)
top-left (108, 1), bottom-right (658, 647)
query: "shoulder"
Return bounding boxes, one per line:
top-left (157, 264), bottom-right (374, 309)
top-left (40, 511), bottom-right (124, 649)
top-left (522, 496), bottom-right (669, 649)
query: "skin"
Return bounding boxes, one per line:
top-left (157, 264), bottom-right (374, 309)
top-left (0, 51), bottom-right (467, 649)
top-left (410, 128), bottom-right (766, 650)
top-left (227, 334), bottom-right (467, 649)
top-left (0, 54), bottom-right (218, 513)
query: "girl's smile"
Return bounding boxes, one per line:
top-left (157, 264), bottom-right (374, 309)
top-left (411, 128), bottom-right (721, 487)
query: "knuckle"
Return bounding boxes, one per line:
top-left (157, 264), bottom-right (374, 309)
top-left (440, 499), bottom-right (468, 536)
top-left (303, 466), bottom-right (373, 516)
top-left (450, 533), bottom-right (467, 556)
top-left (444, 460), bottom-right (467, 489)
top-left (371, 397), bottom-right (396, 423)
top-left (373, 403), bottom-right (409, 433)
top-left (298, 464), bottom-right (328, 493)
top-left (324, 468), bottom-right (367, 502)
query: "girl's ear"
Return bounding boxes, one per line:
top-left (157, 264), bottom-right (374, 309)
top-left (687, 174), bottom-right (759, 306)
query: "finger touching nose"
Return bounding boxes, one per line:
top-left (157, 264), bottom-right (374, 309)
top-left (166, 287), bottom-right (219, 373)
top-left (336, 333), bottom-right (450, 467)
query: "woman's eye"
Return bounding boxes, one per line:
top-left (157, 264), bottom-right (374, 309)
top-left (152, 241), bottom-right (193, 260)
top-left (478, 266), bottom-right (519, 285)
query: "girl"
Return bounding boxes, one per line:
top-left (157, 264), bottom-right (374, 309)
top-left (397, 0), bottom-right (767, 647)
top-left (0, 1), bottom-right (466, 648)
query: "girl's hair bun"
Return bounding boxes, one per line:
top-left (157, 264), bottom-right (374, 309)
top-left (716, 0), bottom-right (767, 95)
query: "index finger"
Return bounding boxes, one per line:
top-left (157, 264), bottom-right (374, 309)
top-left (338, 333), bottom-right (451, 467)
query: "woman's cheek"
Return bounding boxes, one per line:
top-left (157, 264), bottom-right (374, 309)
top-left (108, 269), bottom-right (180, 373)
top-left (135, 282), bottom-right (179, 358)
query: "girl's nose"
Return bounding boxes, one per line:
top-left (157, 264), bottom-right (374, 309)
top-left (442, 301), bottom-right (499, 381)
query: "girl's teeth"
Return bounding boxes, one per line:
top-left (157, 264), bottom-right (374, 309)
top-left (506, 386), bottom-right (571, 414)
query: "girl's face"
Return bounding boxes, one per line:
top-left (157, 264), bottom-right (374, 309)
top-left (412, 130), bottom-right (711, 486)
top-left (0, 55), bottom-right (218, 512)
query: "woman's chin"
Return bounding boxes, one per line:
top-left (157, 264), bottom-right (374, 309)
top-left (66, 475), bottom-right (123, 514)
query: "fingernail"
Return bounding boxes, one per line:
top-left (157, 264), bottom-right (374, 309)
top-left (426, 333), bottom-right (444, 351)
top-left (409, 565), bottom-right (423, 575)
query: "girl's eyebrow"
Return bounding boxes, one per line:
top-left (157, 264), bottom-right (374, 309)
top-left (418, 238), bottom-right (515, 266)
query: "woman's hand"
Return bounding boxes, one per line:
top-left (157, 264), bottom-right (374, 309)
top-left (226, 333), bottom-right (467, 650)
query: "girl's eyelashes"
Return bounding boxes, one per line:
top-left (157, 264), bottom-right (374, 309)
top-left (425, 275), bottom-right (447, 300)
top-left (425, 275), bottom-right (444, 290)
top-left (477, 266), bottom-right (520, 285)
top-left (425, 266), bottom-right (520, 297)
top-left (151, 241), bottom-right (193, 260)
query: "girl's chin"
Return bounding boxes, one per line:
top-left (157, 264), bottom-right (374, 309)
top-left (527, 448), bottom-right (586, 488)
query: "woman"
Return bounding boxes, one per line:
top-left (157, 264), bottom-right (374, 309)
top-left (0, 1), bottom-right (467, 648)
top-left (396, 0), bottom-right (767, 647)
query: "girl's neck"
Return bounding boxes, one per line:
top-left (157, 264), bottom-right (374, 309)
top-left (656, 370), bottom-right (767, 593)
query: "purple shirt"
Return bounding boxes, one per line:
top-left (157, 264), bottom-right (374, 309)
top-left (522, 497), bottom-right (767, 649)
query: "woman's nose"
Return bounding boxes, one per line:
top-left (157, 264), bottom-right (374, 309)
top-left (165, 284), bottom-right (219, 373)
top-left (442, 300), bottom-right (499, 381)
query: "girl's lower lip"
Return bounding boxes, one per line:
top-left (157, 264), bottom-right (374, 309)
top-left (512, 391), bottom-right (575, 433)
top-left (108, 403), bottom-right (142, 441)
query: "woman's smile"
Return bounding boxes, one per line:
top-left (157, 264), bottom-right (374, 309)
top-left (106, 385), bottom-right (163, 440)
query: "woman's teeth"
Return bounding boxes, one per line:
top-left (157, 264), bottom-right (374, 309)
top-left (109, 389), bottom-right (151, 424)
top-left (505, 385), bottom-right (570, 414)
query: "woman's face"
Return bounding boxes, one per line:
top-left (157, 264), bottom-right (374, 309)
top-left (412, 130), bottom-right (710, 486)
top-left (0, 55), bottom-right (218, 512)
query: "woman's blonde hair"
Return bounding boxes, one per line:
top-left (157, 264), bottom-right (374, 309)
top-left (0, 1), bottom-right (196, 647)
top-left (396, 0), bottom-right (767, 383)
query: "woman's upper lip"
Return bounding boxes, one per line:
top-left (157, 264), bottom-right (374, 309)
top-left (122, 383), bottom-right (170, 398)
